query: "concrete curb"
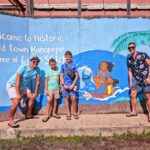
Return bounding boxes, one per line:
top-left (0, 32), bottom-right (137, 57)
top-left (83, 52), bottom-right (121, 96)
top-left (0, 114), bottom-right (150, 139)
top-left (1, 126), bottom-right (150, 139)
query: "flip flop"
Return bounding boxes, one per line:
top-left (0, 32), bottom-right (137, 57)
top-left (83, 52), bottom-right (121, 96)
top-left (52, 114), bottom-right (61, 119)
top-left (126, 113), bottom-right (137, 117)
top-left (73, 114), bottom-right (79, 119)
top-left (42, 117), bottom-right (50, 122)
top-left (8, 122), bottom-right (20, 128)
top-left (66, 115), bottom-right (71, 120)
top-left (26, 115), bottom-right (39, 119)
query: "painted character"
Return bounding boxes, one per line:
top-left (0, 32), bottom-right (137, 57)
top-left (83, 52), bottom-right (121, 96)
top-left (94, 61), bottom-right (114, 91)
top-left (82, 67), bottom-right (96, 93)
top-left (83, 77), bottom-right (119, 98)
top-left (103, 77), bottom-right (119, 96)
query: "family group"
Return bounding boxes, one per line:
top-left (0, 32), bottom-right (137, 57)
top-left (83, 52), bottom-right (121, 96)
top-left (6, 43), bottom-right (150, 128)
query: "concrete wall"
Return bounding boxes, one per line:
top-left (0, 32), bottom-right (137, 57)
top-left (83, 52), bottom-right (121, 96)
top-left (0, 14), bottom-right (150, 121)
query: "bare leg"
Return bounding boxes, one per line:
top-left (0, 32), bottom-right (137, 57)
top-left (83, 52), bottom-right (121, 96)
top-left (9, 98), bottom-right (20, 123)
top-left (46, 97), bottom-right (52, 118)
top-left (126, 90), bottom-right (138, 117)
top-left (24, 92), bottom-right (35, 117)
top-left (71, 96), bottom-right (77, 115)
top-left (65, 96), bottom-right (70, 116)
top-left (145, 92), bottom-right (150, 119)
top-left (94, 77), bottom-right (105, 91)
top-left (96, 84), bottom-right (102, 91)
top-left (52, 99), bottom-right (57, 116)
top-left (130, 90), bottom-right (138, 114)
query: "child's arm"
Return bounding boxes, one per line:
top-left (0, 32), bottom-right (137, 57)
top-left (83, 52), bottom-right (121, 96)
top-left (60, 73), bottom-right (64, 86)
top-left (69, 72), bottom-right (78, 90)
top-left (45, 78), bottom-right (49, 95)
top-left (60, 73), bottom-right (68, 90)
top-left (59, 75), bottom-right (62, 93)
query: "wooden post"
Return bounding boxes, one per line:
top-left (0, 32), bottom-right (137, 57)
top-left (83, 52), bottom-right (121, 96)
top-left (127, 0), bottom-right (131, 15)
top-left (78, 0), bottom-right (81, 16)
top-left (25, 0), bottom-right (34, 16)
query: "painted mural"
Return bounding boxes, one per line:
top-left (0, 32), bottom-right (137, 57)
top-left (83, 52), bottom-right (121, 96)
top-left (0, 14), bottom-right (150, 113)
top-left (73, 50), bottom-right (129, 104)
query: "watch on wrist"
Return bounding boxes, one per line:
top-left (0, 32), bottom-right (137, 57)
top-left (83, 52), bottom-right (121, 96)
top-left (62, 84), bottom-right (64, 86)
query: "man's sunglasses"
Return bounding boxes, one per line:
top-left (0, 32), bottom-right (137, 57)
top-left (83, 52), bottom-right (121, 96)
top-left (32, 60), bottom-right (39, 64)
top-left (128, 46), bottom-right (135, 50)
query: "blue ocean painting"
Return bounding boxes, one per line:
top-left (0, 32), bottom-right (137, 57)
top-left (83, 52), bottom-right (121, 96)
top-left (73, 50), bottom-right (130, 104)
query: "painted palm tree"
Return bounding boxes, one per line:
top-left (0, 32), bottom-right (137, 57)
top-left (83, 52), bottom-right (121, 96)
top-left (112, 31), bottom-right (150, 56)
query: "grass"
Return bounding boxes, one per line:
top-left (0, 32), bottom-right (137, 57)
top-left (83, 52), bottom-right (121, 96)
top-left (0, 132), bottom-right (101, 149)
top-left (113, 130), bottom-right (150, 139)
top-left (1, 130), bottom-right (150, 149)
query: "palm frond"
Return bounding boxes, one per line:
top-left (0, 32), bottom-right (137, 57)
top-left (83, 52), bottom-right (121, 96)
top-left (112, 31), bottom-right (150, 56)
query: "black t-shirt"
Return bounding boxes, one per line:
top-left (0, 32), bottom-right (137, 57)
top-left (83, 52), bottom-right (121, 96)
top-left (127, 52), bottom-right (150, 85)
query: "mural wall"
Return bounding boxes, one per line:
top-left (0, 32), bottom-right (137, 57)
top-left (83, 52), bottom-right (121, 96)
top-left (1, 14), bottom-right (150, 120)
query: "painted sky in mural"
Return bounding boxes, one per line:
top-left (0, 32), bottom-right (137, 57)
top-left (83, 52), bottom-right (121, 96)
top-left (1, 14), bottom-right (150, 111)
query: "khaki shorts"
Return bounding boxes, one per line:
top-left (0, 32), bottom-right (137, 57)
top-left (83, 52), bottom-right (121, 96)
top-left (48, 90), bottom-right (60, 100)
top-left (6, 84), bottom-right (31, 99)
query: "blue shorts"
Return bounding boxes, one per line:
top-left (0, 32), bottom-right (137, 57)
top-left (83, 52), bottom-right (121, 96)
top-left (62, 87), bottom-right (76, 97)
top-left (132, 77), bottom-right (150, 93)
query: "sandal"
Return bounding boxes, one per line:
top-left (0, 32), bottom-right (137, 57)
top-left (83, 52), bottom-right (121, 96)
top-left (66, 115), bottom-right (71, 120)
top-left (73, 114), bottom-right (79, 119)
top-left (126, 113), bottom-right (137, 117)
top-left (26, 115), bottom-right (39, 119)
top-left (42, 117), bottom-right (50, 122)
top-left (52, 114), bottom-right (61, 119)
top-left (8, 122), bottom-right (20, 128)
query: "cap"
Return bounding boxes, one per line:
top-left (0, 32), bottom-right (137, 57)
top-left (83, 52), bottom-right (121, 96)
top-left (30, 55), bottom-right (40, 62)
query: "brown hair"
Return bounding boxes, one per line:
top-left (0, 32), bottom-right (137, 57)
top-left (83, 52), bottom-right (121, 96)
top-left (49, 58), bottom-right (56, 65)
top-left (65, 51), bottom-right (72, 57)
top-left (128, 42), bottom-right (136, 46)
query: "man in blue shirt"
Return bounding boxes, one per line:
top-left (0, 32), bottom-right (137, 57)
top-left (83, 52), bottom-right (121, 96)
top-left (60, 51), bottom-right (79, 120)
top-left (6, 56), bottom-right (41, 128)
top-left (126, 43), bottom-right (150, 122)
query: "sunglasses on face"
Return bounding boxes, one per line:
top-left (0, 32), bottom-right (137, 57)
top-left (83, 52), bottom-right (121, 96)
top-left (128, 46), bottom-right (135, 50)
top-left (32, 60), bottom-right (39, 64)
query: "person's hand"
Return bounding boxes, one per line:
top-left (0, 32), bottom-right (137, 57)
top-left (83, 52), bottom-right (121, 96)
top-left (64, 85), bottom-right (69, 90)
top-left (31, 93), bottom-right (37, 100)
top-left (60, 87), bottom-right (62, 94)
top-left (69, 84), bottom-right (74, 90)
top-left (45, 90), bottom-right (49, 96)
top-left (144, 77), bottom-right (150, 85)
top-left (16, 94), bottom-right (21, 102)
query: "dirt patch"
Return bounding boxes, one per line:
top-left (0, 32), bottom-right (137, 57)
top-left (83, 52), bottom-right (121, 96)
top-left (1, 135), bottom-right (150, 150)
